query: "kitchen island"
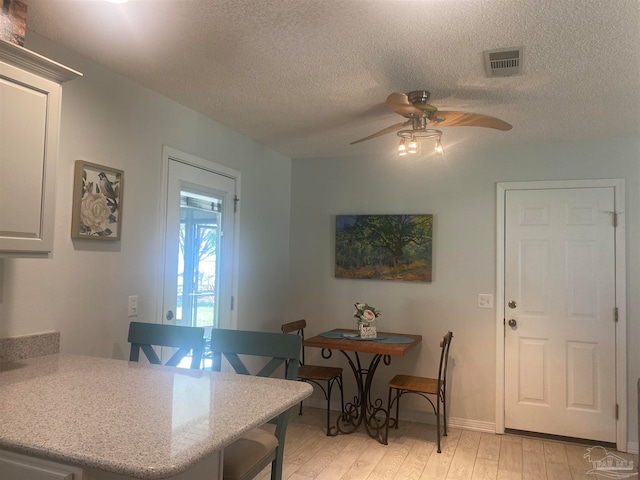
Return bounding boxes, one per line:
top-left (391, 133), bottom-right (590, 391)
top-left (0, 353), bottom-right (312, 479)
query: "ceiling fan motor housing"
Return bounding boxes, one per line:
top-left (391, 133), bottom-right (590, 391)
top-left (407, 90), bottom-right (431, 105)
top-left (412, 117), bottom-right (429, 129)
top-left (406, 91), bottom-right (438, 119)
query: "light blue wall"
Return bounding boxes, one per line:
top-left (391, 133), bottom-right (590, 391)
top-left (0, 32), bottom-right (292, 359)
top-left (288, 138), bottom-right (640, 443)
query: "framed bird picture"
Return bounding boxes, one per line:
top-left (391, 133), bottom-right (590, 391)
top-left (71, 160), bottom-right (124, 240)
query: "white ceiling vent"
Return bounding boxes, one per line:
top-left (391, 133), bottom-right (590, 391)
top-left (484, 47), bottom-right (523, 77)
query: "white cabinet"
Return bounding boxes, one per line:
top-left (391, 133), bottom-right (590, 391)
top-left (0, 449), bottom-right (83, 479)
top-left (0, 40), bottom-right (81, 254)
top-left (0, 447), bottom-right (222, 480)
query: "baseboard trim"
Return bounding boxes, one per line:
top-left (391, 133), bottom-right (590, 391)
top-left (448, 417), bottom-right (495, 433)
top-left (302, 398), bottom-right (636, 451)
top-left (302, 398), bottom-right (496, 433)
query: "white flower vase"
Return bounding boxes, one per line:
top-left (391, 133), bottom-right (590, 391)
top-left (359, 320), bottom-right (377, 339)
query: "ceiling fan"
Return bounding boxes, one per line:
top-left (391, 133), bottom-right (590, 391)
top-left (351, 90), bottom-right (512, 155)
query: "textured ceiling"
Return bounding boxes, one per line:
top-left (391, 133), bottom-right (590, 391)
top-left (23, 0), bottom-right (640, 159)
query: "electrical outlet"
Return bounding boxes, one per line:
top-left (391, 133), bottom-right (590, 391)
top-left (128, 295), bottom-right (138, 317)
top-left (478, 294), bottom-right (494, 309)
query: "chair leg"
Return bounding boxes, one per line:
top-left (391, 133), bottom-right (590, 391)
top-left (299, 399), bottom-right (303, 416)
top-left (325, 379), bottom-right (332, 436)
top-left (436, 393), bottom-right (441, 453)
top-left (442, 389), bottom-right (448, 436)
top-left (271, 446), bottom-right (284, 480)
top-left (338, 374), bottom-right (345, 417)
top-left (384, 387), bottom-right (393, 445)
top-left (394, 391), bottom-right (400, 429)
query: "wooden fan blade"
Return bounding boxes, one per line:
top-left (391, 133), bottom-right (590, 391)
top-left (430, 111), bottom-right (512, 130)
top-left (350, 122), bottom-right (409, 145)
top-left (386, 93), bottom-right (424, 118)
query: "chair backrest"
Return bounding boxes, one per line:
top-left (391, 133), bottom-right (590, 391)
top-left (209, 328), bottom-right (301, 431)
top-left (281, 319), bottom-right (307, 365)
top-left (209, 328), bottom-right (301, 379)
top-left (438, 331), bottom-right (454, 388)
top-left (128, 321), bottom-right (205, 369)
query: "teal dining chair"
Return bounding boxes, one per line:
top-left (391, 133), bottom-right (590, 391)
top-left (127, 321), bottom-right (205, 369)
top-left (209, 328), bottom-right (302, 480)
top-left (385, 331), bottom-right (453, 452)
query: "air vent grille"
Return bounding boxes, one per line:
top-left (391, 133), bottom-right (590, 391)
top-left (484, 47), bottom-right (523, 77)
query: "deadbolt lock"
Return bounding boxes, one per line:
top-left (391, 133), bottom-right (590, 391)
top-left (508, 300), bottom-right (517, 309)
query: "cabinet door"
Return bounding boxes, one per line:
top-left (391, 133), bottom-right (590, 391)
top-left (0, 61), bottom-right (61, 253)
top-left (0, 450), bottom-right (82, 479)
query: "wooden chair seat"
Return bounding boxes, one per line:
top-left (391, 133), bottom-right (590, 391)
top-left (386, 331), bottom-right (453, 453)
top-left (281, 319), bottom-right (344, 435)
top-left (388, 374), bottom-right (441, 395)
top-left (298, 364), bottom-right (343, 382)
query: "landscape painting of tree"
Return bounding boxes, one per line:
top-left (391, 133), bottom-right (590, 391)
top-left (335, 214), bottom-right (433, 282)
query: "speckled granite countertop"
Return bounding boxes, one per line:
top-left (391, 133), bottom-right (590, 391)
top-left (0, 354), bottom-right (312, 479)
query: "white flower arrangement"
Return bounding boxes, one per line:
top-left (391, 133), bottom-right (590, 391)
top-left (353, 303), bottom-right (382, 324)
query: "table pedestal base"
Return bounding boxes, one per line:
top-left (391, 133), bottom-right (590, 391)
top-left (323, 349), bottom-right (391, 444)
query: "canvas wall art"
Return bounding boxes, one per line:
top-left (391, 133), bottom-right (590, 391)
top-left (71, 160), bottom-right (124, 240)
top-left (335, 214), bottom-right (433, 282)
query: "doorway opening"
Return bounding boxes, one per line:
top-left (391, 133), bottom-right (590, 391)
top-left (177, 191), bottom-right (222, 331)
top-left (160, 147), bottom-right (240, 369)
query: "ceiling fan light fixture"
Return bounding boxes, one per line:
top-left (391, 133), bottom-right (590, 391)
top-left (397, 129), bottom-right (442, 157)
top-left (407, 138), bottom-right (418, 154)
top-left (398, 138), bottom-right (408, 156)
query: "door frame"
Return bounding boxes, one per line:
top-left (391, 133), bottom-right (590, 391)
top-left (495, 179), bottom-right (627, 451)
top-left (157, 146), bottom-right (241, 331)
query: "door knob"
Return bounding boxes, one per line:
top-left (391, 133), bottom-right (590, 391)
top-left (166, 310), bottom-right (174, 321)
top-left (508, 318), bottom-right (517, 327)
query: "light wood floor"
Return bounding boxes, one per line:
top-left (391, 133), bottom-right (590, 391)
top-left (257, 406), bottom-right (638, 480)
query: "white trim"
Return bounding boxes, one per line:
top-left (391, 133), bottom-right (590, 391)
top-left (158, 146), bottom-right (241, 330)
top-left (448, 417), bottom-right (496, 433)
top-left (495, 179), bottom-right (627, 452)
top-left (304, 398), bottom-right (496, 433)
top-left (495, 183), bottom-right (507, 435)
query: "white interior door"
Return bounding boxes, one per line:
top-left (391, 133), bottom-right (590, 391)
top-left (161, 148), bottom-right (238, 351)
top-left (504, 187), bottom-right (617, 443)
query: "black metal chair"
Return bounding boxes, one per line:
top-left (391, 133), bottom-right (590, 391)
top-left (209, 328), bottom-right (302, 480)
top-left (386, 331), bottom-right (453, 452)
top-left (281, 319), bottom-right (344, 435)
top-left (127, 321), bottom-right (205, 369)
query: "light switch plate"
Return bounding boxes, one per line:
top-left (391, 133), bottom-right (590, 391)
top-left (478, 294), bottom-right (494, 309)
top-left (128, 295), bottom-right (138, 317)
